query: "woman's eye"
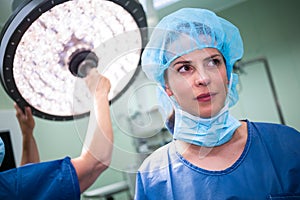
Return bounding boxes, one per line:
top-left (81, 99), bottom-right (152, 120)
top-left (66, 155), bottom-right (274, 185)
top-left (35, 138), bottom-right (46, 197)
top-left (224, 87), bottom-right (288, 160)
top-left (207, 58), bottom-right (221, 67)
top-left (178, 65), bottom-right (192, 73)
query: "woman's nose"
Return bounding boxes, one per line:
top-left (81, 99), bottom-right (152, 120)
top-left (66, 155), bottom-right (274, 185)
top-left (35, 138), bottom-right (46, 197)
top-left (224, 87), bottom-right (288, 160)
top-left (194, 69), bottom-right (210, 86)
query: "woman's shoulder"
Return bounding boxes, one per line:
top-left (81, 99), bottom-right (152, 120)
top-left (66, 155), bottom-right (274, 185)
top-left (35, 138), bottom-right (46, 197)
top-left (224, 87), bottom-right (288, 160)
top-left (246, 120), bottom-right (300, 148)
top-left (138, 142), bottom-right (175, 173)
top-left (247, 120), bottom-right (299, 135)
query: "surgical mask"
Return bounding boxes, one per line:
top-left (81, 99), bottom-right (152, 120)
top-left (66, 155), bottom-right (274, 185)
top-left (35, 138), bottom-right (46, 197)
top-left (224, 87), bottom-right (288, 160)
top-left (0, 137), bottom-right (5, 166)
top-left (173, 105), bottom-right (241, 147)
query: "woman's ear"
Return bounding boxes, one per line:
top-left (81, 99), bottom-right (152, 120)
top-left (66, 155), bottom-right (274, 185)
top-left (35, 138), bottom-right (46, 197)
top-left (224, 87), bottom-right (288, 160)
top-left (165, 84), bottom-right (173, 96)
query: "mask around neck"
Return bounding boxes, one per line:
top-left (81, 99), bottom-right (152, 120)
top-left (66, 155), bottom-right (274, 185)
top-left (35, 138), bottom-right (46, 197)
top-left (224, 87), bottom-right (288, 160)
top-left (173, 105), bottom-right (241, 147)
top-left (0, 137), bottom-right (5, 166)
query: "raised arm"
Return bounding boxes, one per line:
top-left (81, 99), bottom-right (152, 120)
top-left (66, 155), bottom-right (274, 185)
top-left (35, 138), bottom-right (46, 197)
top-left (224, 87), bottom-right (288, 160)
top-left (14, 103), bottom-right (40, 165)
top-left (71, 68), bottom-right (114, 193)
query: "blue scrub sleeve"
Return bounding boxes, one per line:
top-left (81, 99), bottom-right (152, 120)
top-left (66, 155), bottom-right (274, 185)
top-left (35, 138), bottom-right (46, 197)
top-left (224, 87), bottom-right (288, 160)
top-left (0, 157), bottom-right (80, 200)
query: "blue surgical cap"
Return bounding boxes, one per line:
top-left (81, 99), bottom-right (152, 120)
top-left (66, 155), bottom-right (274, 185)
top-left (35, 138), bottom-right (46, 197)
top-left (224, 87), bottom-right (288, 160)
top-left (141, 8), bottom-right (243, 86)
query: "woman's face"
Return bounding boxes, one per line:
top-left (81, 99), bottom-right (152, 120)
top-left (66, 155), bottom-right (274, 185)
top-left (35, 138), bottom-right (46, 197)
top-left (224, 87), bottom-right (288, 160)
top-left (165, 48), bottom-right (228, 118)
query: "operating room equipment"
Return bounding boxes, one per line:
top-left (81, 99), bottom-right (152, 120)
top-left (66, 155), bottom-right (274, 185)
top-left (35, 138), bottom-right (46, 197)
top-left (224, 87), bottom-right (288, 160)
top-left (0, 0), bottom-right (147, 121)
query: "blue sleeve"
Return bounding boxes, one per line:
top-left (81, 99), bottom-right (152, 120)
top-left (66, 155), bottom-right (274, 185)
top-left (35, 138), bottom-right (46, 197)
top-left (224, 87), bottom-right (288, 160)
top-left (0, 157), bottom-right (80, 200)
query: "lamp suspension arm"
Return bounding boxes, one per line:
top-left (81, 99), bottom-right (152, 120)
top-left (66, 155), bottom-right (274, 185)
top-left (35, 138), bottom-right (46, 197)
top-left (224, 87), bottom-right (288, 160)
top-left (234, 57), bottom-right (285, 125)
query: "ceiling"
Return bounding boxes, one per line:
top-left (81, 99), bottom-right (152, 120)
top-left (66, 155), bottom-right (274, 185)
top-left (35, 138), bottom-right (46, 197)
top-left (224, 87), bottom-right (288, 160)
top-left (142, 0), bottom-right (247, 19)
top-left (0, 0), bottom-right (247, 33)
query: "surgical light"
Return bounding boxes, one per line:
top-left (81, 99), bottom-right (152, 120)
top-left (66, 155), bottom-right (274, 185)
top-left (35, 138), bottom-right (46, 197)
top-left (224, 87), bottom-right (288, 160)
top-left (0, 0), bottom-right (147, 121)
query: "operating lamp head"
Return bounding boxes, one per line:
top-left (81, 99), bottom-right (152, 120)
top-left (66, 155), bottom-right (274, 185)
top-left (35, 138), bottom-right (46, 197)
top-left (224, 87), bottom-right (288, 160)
top-left (0, 0), bottom-right (147, 121)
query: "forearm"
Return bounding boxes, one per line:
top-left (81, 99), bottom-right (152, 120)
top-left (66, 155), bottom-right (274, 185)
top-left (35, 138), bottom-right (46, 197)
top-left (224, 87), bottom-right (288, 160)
top-left (21, 133), bottom-right (40, 165)
top-left (86, 94), bottom-right (114, 164)
top-left (73, 73), bottom-right (114, 193)
top-left (14, 104), bottom-right (39, 165)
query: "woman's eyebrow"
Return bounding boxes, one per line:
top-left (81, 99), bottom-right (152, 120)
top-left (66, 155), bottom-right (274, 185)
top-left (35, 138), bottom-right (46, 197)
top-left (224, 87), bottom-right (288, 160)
top-left (203, 54), bottom-right (222, 61)
top-left (171, 60), bottom-right (191, 68)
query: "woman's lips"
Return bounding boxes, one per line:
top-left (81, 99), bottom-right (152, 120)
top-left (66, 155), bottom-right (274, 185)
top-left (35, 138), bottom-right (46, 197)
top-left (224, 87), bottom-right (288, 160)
top-left (196, 93), bottom-right (216, 102)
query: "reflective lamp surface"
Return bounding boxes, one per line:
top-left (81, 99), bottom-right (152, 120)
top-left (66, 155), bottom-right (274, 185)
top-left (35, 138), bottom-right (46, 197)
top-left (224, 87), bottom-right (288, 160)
top-left (0, 0), bottom-right (147, 120)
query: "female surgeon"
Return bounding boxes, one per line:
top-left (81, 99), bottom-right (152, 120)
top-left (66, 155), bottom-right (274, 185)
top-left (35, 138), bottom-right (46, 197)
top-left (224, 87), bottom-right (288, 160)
top-left (135, 8), bottom-right (300, 199)
top-left (0, 68), bottom-right (113, 199)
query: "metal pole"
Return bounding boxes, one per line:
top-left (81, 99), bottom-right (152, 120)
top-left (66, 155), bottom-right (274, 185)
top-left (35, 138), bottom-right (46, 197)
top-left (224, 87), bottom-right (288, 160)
top-left (234, 57), bottom-right (285, 125)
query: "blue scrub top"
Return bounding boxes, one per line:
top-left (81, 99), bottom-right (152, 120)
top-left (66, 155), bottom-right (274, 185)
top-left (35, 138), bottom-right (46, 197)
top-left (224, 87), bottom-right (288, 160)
top-left (0, 157), bottom-right (80, 200)
top-left (135, 120), bottom-right (300, 199)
